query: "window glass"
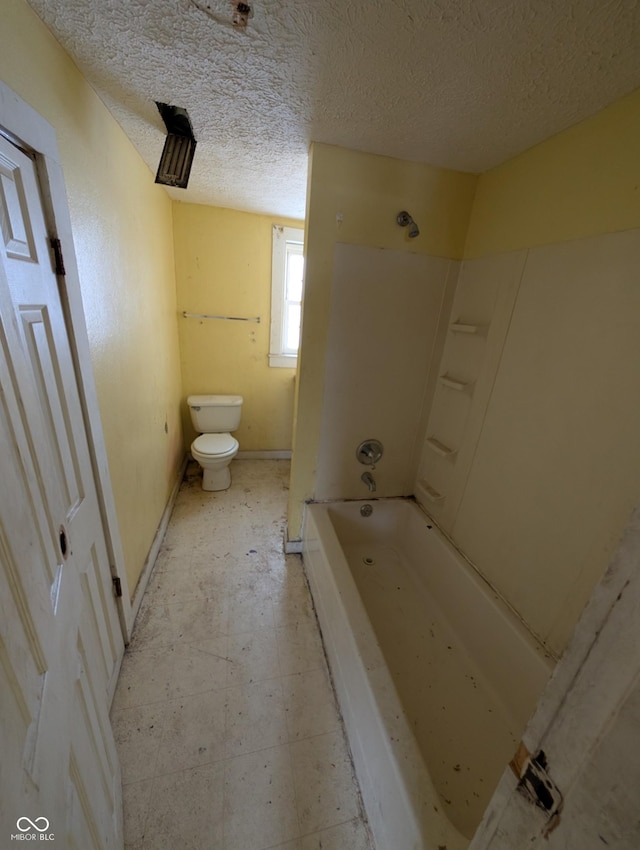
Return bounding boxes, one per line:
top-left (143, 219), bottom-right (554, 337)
top-left (285, 304), bottom-right (301, 352)
top-left (270, 225), bottom-right (304, 368)
top-left (286, 252), bottom-right (304, 302)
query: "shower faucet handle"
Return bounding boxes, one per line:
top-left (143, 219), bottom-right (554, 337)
top-left (356, 439), bottom-right (384, 466)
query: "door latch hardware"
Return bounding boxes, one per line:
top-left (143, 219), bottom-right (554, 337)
top-left (112, 577), bottom-right (123, 598)
top-left (50, 237), bottom-right (66, 276)
top-left (59, 525), bottom-right (69, 560)
top-left (513, 746), bottom-right (563, 834)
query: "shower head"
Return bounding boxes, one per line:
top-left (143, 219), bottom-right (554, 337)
top-left (397, 210), bottom-right (420, 239)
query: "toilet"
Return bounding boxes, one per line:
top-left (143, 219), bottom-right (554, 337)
top-left (187, 394), bottom-right (243, 491)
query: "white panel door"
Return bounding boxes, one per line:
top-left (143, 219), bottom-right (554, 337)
top-left (0, 134), bottom-right (124, 847)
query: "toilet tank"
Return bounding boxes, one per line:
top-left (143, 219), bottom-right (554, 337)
top-left (188, 394), bottom-right (243, 432)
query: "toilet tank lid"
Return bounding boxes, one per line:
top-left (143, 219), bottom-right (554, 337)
top-left (188, 394), bottom-right (243, 407)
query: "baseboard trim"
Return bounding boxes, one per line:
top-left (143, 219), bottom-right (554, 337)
top-left (284, 523), bottom-right (303, 554)
top-left (284, 538), bottom-right (303, 554)
top-left (129, 453), bottom-right (189, 635)
top-left (236, 450), bottom-right (292, 460)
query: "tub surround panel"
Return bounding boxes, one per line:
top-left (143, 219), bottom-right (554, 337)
top-left (417, 227), bottom-right (640, 659)
top-left (316, 244), bottom-right (457, 500)
top-left (451, 228), bottom-right (640, 656)
top-left (407, 258), bottom-right (461, 483)
top-left (416, 250), bottom-right (526, 523)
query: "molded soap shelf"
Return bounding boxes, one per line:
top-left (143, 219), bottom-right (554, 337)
top-left (425, 437), bottom-right (456, 458)
top-left (439, 373), bottom-right (470, 391)
top-left (449, 322), bottom-right (486, 335)
top-left (419, 480), bottom-right (444, 503)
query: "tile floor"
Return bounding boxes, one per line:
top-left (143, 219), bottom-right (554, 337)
top-left (111, 459), bottom-right (373, 850)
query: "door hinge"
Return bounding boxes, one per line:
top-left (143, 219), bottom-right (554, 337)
top-left (513, 746), bottom-right (563, 832)
top-left (50, 237), bottom-right (66, 276)
top-left (112, 576), bottom-right (123, 598)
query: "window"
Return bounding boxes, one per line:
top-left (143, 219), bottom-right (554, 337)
top-left (270, 225), bottom-right (304, 368)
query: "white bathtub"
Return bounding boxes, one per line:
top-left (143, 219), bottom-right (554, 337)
top-left (302, 499), bottom-right (553, 850)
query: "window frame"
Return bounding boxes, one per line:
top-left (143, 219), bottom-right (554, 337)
top-left (269, 224), bottom-right (304, 368)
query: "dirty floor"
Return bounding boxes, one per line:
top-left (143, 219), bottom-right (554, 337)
top-left (111, 459), bottom-right (373, 850)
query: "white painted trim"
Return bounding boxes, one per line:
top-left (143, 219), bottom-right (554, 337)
top-left (129, 454), bottom-right (189, 630)
top-left (284, 534), bottom-right (303, 554)
top-left (236, 450), bottom-right (292, 459)
top-left (0, 81), bottom-right (133, 638)
top-left (268, 353), bottom-right (298, 368)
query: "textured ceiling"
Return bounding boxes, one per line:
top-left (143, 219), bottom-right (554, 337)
top-left (27, 0), bottom-right (640, 219)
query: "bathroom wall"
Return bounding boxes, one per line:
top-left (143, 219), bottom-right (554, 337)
top-left (417, 87), bottom-right (640, 658)
top-left (1, 0), bottom-right (184, 597)
top-left (173, 202), bottom-right (303, 451)
top-left (288, 143), bottom-right (477, 538)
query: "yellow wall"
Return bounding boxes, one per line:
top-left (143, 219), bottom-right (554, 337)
top-left (465, 87), bottom-right (640, 258)
top-left (173, 203), bottom-right (302, 450)
top-left (1, 0), bottom-right (184, 597)
top-left (288, 143), bottom-right (477, 538)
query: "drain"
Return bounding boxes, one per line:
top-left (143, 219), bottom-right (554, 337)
top-left (362, 556), bottom-right (376, 566)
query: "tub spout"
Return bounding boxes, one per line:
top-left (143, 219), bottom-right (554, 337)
top-left (361, 471), bottom-right (376, 493)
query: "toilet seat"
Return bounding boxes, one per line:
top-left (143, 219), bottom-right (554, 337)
top-left (192, 433), bottom-right (238, 458)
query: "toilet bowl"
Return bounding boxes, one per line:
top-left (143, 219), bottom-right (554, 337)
top-left (187, 394), bottom-right (243, 491)
top-left (191, 433), bottom-right (239, 491)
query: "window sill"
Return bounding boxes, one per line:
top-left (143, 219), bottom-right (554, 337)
top-left (269, 353), bottom-right (298, 369)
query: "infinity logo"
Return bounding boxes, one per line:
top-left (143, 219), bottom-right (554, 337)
top-left (16, 818), bottom-right (50, 833)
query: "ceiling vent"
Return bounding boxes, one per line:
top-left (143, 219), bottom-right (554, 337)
top-left (155, 103), bottom-right (197, 189)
